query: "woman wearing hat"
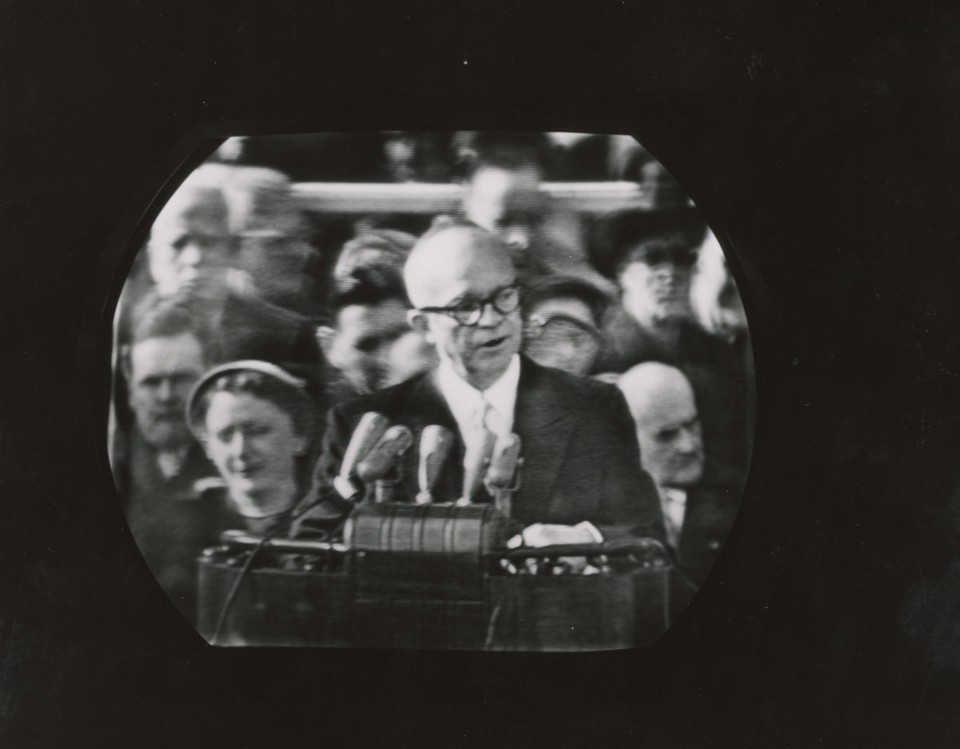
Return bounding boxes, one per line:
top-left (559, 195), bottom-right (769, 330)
top-left (188, 360), bottom-right (316, 536)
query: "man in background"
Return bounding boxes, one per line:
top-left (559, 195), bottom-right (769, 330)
top-left (460, 135), bottom-right (615, 295)
top-left (521, 275), bottom-right (607, 377)
top-left (118, 300), bottom-right (234, 624)
top-left (593, 209), bottom-right (752, 482)
top-left (319, 231), bottom-right (437, 405)
top-left (618, 362), bottom-right (742, 594)
top-left (115, 168), bottom-right (326, 409)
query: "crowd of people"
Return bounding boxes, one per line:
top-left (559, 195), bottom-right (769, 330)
top-left (109, 131), bottom-right (754, 628)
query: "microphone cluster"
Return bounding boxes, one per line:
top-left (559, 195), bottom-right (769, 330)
top-left (334, 412), bottom-right (523, 514)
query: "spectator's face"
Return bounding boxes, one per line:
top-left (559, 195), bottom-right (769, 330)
top-left (327, 299), bottom-right (427, 394)
top-left (384, 328), bottom-right (439, 388)
top-left (148, 198), bottom-right (232, 296)
top-left (412, 235), bottom-right (522, 391)
top-left (203, 391), bottom-right (305, 516)
top-left (632, 381), bottom-right (704, 488)
top-left (463, 166), bottom-right (548, 253)
top-left (618, 240), bottom-right (697, 324)
top-left (128, 333), bottom-right (205, 449)
top-left (523, 296), bottom-right (601, 376)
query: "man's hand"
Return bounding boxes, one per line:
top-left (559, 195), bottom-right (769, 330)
top-left (508, 522), bottom-right (600, 548)
top-left (506, 522), bottom-right (603, 574)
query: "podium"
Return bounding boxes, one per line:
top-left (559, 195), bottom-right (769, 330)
top-left (198, 503), bottom-right (673, 651)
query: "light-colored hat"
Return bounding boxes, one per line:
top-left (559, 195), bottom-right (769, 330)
top-left (186, 360), bottom-right (310, 437)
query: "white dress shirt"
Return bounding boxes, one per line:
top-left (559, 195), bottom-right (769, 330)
top-left (660, 487), bottom-right (688, 549)
top-left (436, 354), bottom-right (521, 441)
top-left (436, 355), bottom-right (602, 544)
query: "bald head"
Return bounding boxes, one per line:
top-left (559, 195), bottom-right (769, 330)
top-left (152, 179), bottom-right (229, 242)
top-left (148, 176), bottom-right (232, 296)
top-left (404, 224), bottom-right (522, 391)
top-left (404, 224), bottom-right (515, 308)
top-left (618, 362), bottom-right (705, 488)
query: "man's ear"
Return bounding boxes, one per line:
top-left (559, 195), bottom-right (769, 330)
top-left (120, 345), bottom-right (132, 382)
top-left (316, 325), bottom-right (336, 358)
top-left (292, 433), bottom-right (309, 457)
top-left (407, 310), bottom-right (429, 334)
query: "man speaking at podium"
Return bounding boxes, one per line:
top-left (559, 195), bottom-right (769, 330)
top-left (297, 221), bottom-right (665, 547)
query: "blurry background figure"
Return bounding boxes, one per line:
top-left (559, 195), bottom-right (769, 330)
top-left (551, 132), bottom-right (645, 182)
top-left (552, 133), bottom-right (688, 209)
top-left (142, 173), bottom-right (234, 300)
top-left (592, 207), bottom-right (752, 483)
top-left (118, 300), bottom-right (234, 625)
top-left (618, 362), bottom-right (742, 600)
top-left (381, 131), bottom-right (457, 183)
top-left (636, 157), bottom-right (690, 210)
top-left (691, 230), bottom-right (749, 344)
top-left (592, 207), bottom-right (708, 371)
top-left (319, 231), bottom-right (436, 404)
top-left (459, 132), bottom-right (615, 295)
top-left (689, 230), bottom-right (755, 474)
top-left (138, 166), bottom-right (325, 384)
top-left (111, 166), bottom-right (328, 509)
top-left (219, 131), bottom-right (460, 184)
top-left (521, 275), bottom-right (607, 377)
top-left (216, 132), bottom-right (386, 182)
top-left (212, 136), bottom-right (245, 163)
top-left (331, 229), bottom-right (415, 283)
top-left (187, 163), bottom-right (322, 319)
top-left (187, 361), bottom-right (317, 538)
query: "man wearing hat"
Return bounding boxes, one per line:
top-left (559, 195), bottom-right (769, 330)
top-left (460, 137), bottom-right (616, 297)
top-left (521, 275), bottom-right (608, 377)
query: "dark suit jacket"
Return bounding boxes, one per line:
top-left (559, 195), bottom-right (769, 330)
top-left (307, 357), bottom-right (665, 543)
top-left (676, 478), bottom-right (742, 588)
top-left (122, 433), bottom-right (238, 624)
top-left (667, 463), bottom-right (744, 617)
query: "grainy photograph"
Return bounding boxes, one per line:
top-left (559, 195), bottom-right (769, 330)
top-left (109, 131), bottom-right (755, 649)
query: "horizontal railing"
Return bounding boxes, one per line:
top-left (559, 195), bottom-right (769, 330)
top-left (292, 181), bottom-right (653, 215)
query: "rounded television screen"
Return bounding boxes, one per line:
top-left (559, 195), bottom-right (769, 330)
top-left (109, 130), bottom-right (755, 649)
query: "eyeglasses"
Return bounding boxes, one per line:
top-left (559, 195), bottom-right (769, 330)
top-left (417, 284), bottom-right (521, 327)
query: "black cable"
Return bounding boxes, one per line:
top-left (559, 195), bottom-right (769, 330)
top-left (483, 602), bottom-right (502, 651)
top-left (209, 498), bottom-right (353, 645)
top-left (210, 534), bottom-right (272, 646)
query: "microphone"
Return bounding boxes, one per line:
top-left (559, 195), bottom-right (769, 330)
top-left (333, 412), bottom-right (390, 501)
top-left (458, 428), bottom-right (497, 505)
top-left (415, 425), bottom-right (455, 504)
top-left (356, 425), bottom-right (414, 483)
top-left (484, 433), bottom-right (522, 517)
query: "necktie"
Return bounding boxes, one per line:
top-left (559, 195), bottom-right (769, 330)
top-left (465, 396), bottom-right (495, 456)
top-left (461, 396), bottom-right (496, 502)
